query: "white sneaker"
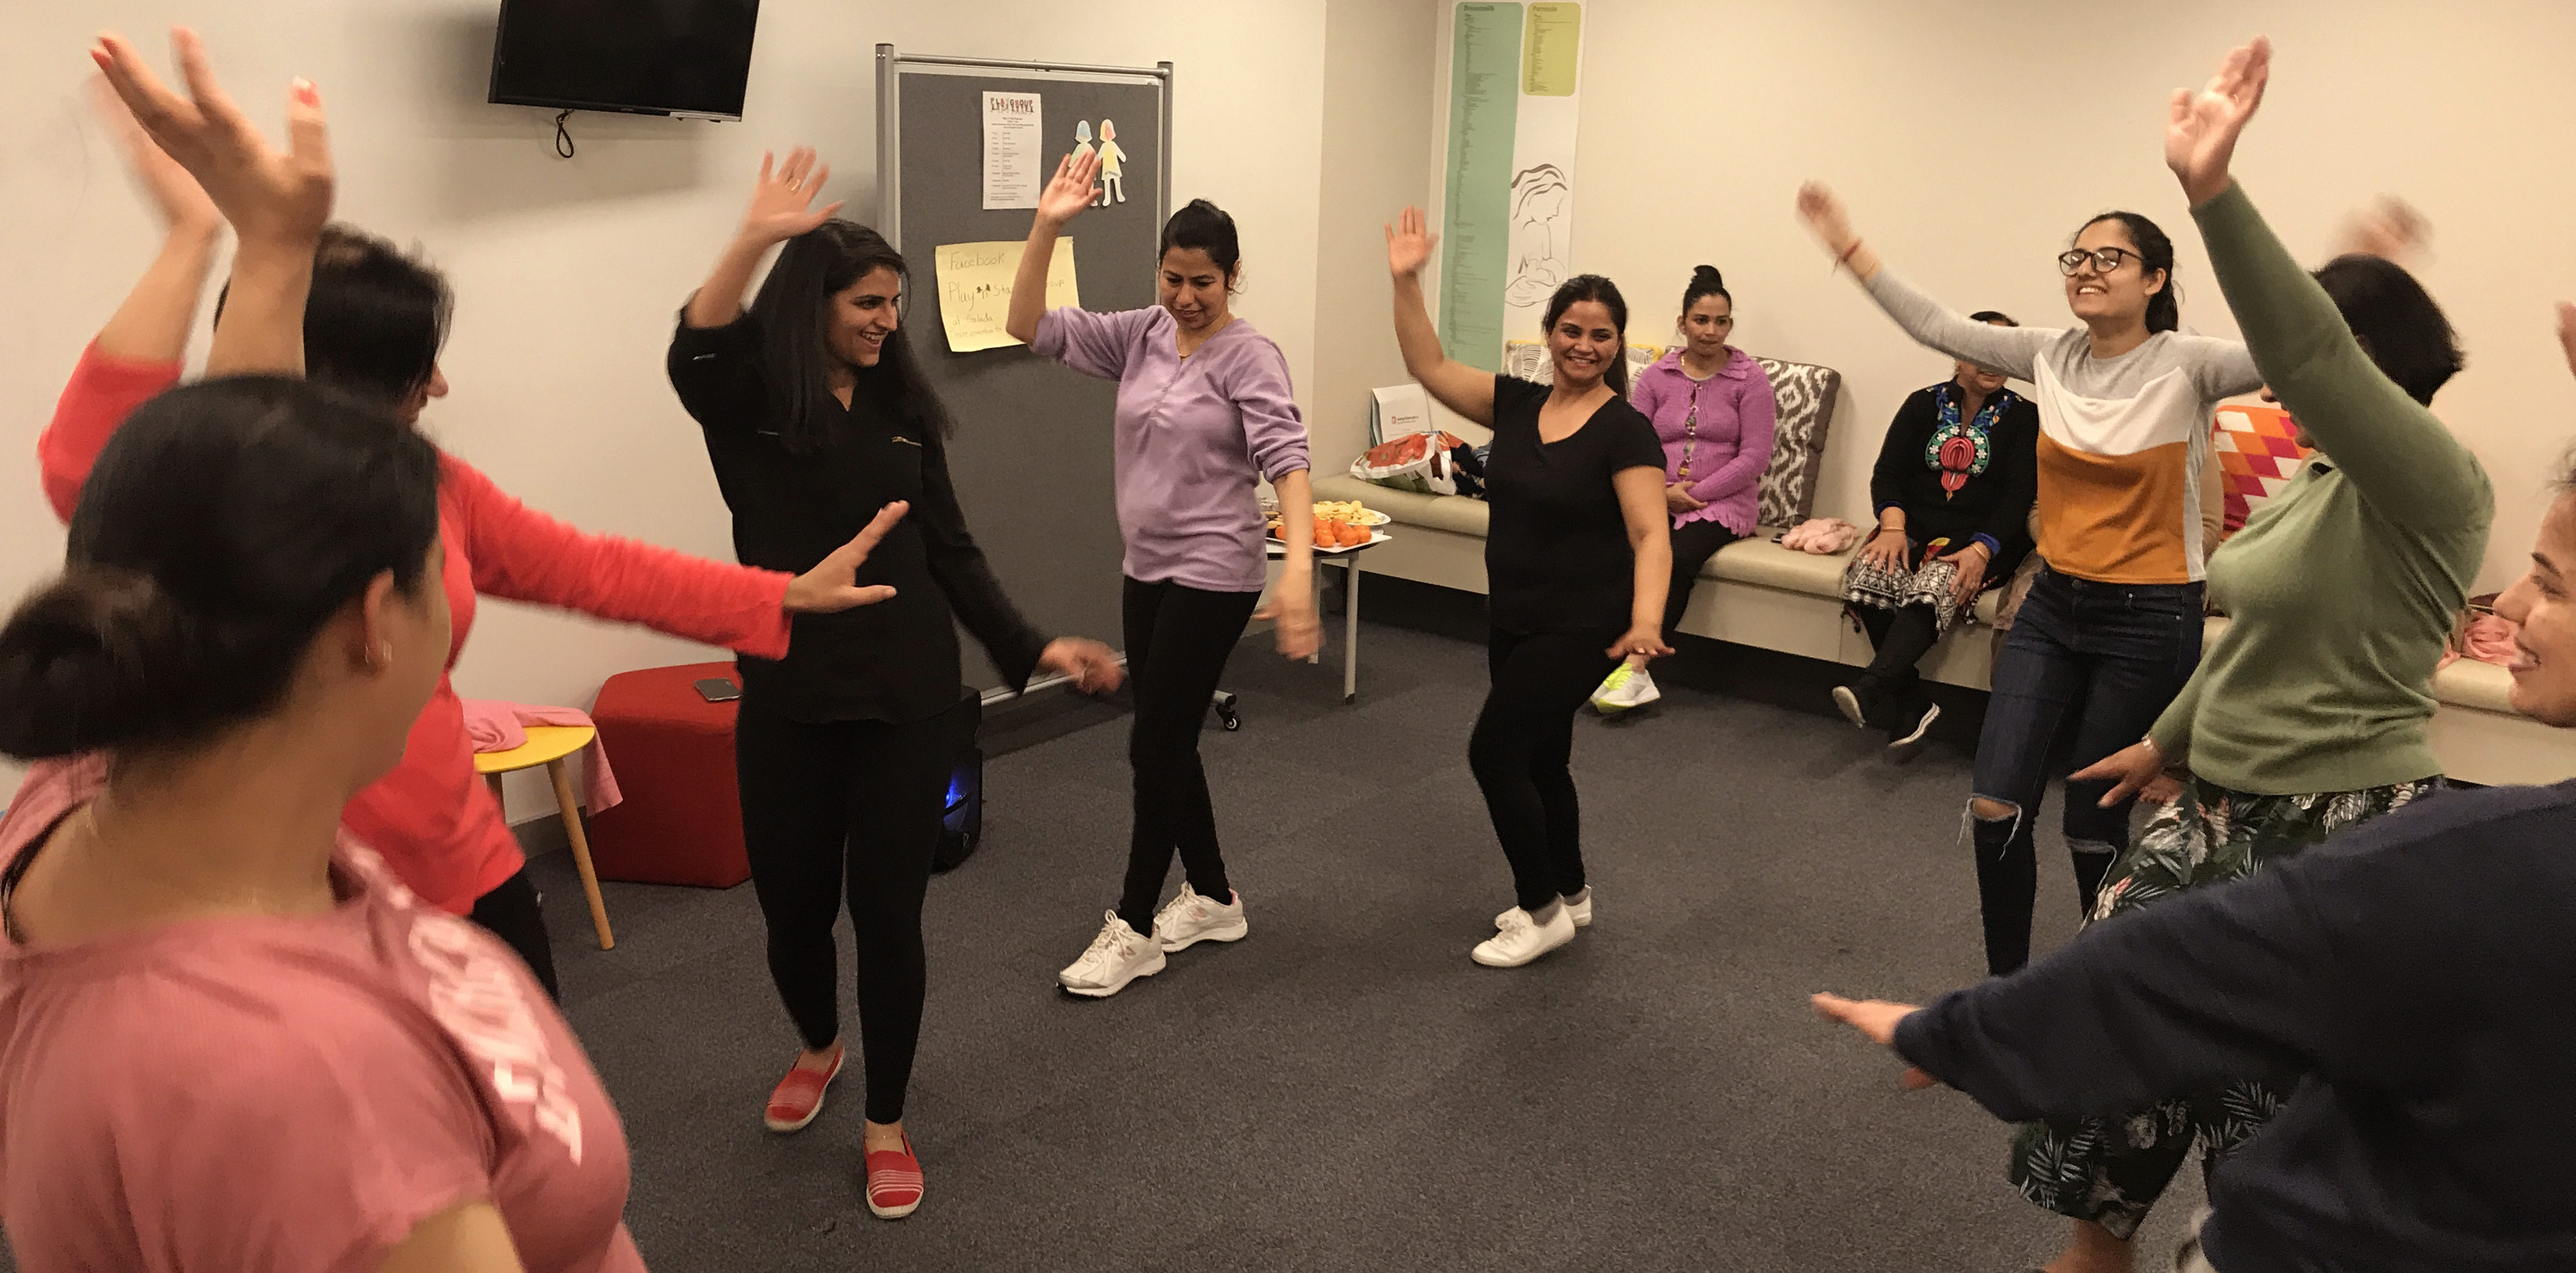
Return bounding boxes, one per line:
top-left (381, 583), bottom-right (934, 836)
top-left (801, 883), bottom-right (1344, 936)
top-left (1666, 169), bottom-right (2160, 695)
top-left (1590, 665), bottom-right (1660, 713)
top-left (1057, 912), bottom-right (1166, 998)
top-left (1471, 905), bottom-right (1577, 968)
top-left (1153, 884), bottom-right (1248, 952)
top-left (1496, 890), bottom-right (1591, 930)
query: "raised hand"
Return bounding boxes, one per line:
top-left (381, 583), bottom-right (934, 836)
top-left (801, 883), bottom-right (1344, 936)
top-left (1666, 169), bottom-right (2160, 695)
top-left (1811, 993), bottom-right (1938, 1090)
top-left (2166, 36), bottom-right (2273, 206)
top-left (1385, 206), bottom-right (1438, 278)
top-left (2338, 196), bottom-right (2429, 264)
top-left (739, 147), bottom-right (841, 246)
top-left (1036, 150), bottom-right (1100, 228)
top-left (782, 502), bottom-right (907, 613)
top-left (93, 29), bottom-right (329, 254)
top-left (1795, 181), bottom-right (1859, 258)
top-left (1038, 636), bottom-right (1123, 695)
top-left (90, 75), bottom-right (218, 234)
top-left (2556, 302), bottom-right (2576, 379)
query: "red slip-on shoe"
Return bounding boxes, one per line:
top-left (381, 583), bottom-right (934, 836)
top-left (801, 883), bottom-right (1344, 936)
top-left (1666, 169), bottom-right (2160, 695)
top-left (865, 1137), bottom-right (924, 1219)
top-left (763, 1048), bottom-right (843, 1133)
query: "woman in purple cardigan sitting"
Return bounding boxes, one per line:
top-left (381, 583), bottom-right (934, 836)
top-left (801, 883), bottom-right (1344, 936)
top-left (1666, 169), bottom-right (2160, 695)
top-left (1592, 266), bottom-right (1777, 711)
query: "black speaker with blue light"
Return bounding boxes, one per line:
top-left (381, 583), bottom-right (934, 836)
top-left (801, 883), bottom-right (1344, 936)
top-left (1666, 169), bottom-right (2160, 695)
top-left (933, 690), bottom-right (984, 874)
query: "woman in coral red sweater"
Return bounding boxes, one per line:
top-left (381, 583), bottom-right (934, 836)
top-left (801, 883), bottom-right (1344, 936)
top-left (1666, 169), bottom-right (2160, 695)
top-left (38, 85), bottom-right (897, 999)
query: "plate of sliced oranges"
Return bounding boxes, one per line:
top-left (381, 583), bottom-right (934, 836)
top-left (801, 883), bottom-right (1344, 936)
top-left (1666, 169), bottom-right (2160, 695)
top-left (1268, 504), bottom-right (1386, 552)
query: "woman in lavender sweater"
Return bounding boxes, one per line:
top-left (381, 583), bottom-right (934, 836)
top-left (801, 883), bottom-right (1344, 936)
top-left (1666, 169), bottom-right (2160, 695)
top-left (1006, 150), bottom-right (1319, 999)
top-left (1591, 266), bottom-right (1777, 712)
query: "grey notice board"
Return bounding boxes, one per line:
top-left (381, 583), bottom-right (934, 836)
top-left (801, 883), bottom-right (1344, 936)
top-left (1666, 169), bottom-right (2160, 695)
top-left (875, 47), bottom-right (1172, 691)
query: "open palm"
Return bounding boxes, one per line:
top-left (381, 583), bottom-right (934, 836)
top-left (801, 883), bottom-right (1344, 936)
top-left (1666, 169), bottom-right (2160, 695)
top-left (1037, 150), bottom-right (1100, 227)
top-left (91, 76), bottom-right (218, 232)
top-left (93, 29), bottom-right (330, 251)
top-left (741, 147), bottom-right (841, 245)
top-left (1794, 181), bottom-right (1857, 256)
top-left (1386, 206), bottom-right (1437, 277)
top-left (2167, 36), bottom-right (2272, 206)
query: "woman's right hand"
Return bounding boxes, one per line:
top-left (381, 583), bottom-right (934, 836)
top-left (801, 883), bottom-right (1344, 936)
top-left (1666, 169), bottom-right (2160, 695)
top-left (2071, 739), bottom-right (2179, 807)
top-left (89, 75), bottom-right (218, 235)
top-left (736, 147), bottom-right (843, 247)
top-left (1386, 206), bottom-right (1438, 279)
top-left (93, 29), bottom-right (330, 255)
top-left (2556, 302), bottom-right (2576, 379)
top-left (1795, 181), bottom-right (1859, 259)
top-left (1036, 150), bottom-right (1100, 229)
top-left (1664, 484), bottom-right (1707, 515)
top-left (1855, 527), bottom-right (1909, 573)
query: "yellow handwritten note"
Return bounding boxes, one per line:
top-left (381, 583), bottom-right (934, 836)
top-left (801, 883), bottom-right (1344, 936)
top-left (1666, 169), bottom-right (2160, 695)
top-left (1522, 3), bottom-right (1582, 96)
top-left (933, 238), bottom-right (1080, 353)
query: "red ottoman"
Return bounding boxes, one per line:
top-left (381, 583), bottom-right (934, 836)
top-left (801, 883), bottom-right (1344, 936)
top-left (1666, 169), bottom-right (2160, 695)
top-left (586, 661), bottom-right (749, 888)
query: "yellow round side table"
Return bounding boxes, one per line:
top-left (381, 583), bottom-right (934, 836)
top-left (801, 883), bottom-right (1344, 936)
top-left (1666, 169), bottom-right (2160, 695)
top-left (474, 725), bottom-right (615, 950)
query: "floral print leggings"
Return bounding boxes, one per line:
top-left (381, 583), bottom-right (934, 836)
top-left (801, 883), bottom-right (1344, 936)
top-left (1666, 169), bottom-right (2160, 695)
top-left (2007, 773), bottom-right (2444, 1238)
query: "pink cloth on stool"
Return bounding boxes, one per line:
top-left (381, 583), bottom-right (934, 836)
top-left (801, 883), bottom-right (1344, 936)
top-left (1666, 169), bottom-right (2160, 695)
top-left (462, 699), bottom-right (623, 814)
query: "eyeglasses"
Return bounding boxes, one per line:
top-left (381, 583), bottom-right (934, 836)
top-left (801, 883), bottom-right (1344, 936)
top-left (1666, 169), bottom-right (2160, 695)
top-left (2058, 247), bottom-right (2145, 276)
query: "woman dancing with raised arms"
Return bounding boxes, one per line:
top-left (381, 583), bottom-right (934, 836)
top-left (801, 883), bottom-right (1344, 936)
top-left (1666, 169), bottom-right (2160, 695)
top-left (1799, 162), bottom-right (2261, 980)
top-left (672, 148), bottom-right (1121, 1218)
top-left (1383, 206), bottom-right (1672, 967)
top-left (1003, 150), bottom-right (1319, 999)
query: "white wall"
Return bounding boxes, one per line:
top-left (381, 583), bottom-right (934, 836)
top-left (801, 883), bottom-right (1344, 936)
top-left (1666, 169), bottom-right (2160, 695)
top-left (1556, 0), bottom-right (2576, 593)
top-left (0, 0), bottom-right (1326, 808)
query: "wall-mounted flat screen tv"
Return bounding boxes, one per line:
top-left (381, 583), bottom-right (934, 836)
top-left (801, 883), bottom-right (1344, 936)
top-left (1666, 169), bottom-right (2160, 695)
top-left (488, 0), bottom-right (760, 120)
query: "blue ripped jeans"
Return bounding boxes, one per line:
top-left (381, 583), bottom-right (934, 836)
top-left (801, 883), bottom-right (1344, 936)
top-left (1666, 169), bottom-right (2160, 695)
top-left (1969, 564), bottom-right (2202, 975)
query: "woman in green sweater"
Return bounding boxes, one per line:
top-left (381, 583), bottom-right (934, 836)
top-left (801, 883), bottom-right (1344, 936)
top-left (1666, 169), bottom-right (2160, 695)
top-left (2020, 38), bottom-right (2492, 1272)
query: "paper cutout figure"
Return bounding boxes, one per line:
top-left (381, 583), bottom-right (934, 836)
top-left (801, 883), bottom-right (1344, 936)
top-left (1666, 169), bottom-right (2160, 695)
top-left (1503, 163), bottom-right (1572, 307)
top-left (1095, 119), bottom-right (1128, 206)
top-left (1070, 121), bottom-right (1102, 204)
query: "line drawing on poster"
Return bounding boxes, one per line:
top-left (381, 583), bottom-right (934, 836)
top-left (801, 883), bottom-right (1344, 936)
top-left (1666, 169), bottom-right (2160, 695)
top-left (1503, 162), bottom-right (1570, 307)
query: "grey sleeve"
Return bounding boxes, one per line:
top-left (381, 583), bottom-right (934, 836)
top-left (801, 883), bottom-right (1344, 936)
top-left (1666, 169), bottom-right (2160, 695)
top-left (2174, 333), bottom-right (2265, 401)
top-left (1862, 270), bottom-right (2058, 381)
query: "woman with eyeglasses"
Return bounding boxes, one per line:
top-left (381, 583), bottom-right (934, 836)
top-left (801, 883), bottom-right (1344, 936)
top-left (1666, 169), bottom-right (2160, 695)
top-left (1588, 265), bottom-right (1776, 714)
top-left (1795, 185), bottom-right (2257, 985)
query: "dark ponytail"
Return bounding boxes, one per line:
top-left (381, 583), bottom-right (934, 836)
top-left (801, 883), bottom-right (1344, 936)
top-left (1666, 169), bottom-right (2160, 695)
top-left (1542, 274), bottom-right (1632, 397)
top-left (1158, 199), bottom-right (1241, 283)
top-left (0, 378), bottom-right (441, 760)
top-left (1682, 265), bottom-right (1731, 314)
top-left (2080, 211), bottom-right (2180, 334)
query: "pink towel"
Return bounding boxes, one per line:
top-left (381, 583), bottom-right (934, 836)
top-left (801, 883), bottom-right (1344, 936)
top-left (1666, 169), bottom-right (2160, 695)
top-left (2441, 613), bottom-right (2521, 670)
top-left (461, 699), bottom-right (623, 814)
top-left (1781, 517), bottom-right (1863, 555)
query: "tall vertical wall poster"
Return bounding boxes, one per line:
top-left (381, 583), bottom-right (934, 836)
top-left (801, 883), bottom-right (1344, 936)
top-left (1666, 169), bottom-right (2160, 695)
top-left (1441, 1), bottom-right (1583, 372)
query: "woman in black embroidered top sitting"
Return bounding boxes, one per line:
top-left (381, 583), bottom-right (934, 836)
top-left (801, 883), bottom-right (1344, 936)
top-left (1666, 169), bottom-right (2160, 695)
top-left (1835, 311), bottom-right (2039, 751)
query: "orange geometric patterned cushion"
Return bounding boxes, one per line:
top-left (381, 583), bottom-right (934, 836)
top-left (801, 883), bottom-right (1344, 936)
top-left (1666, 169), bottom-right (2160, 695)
top-left (2211, 403), bottom-right (2312, 538)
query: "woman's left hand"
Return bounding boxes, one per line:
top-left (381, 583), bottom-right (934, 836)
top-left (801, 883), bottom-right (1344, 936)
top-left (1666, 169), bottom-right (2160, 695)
top-left (1255, 585), bottom-right (1322, 660)
top-left (2166, 36), bottom-right (2272, 207)
top-left (1038, 636), bottom-right (1124, 695)
top-left (1607, 624), bottom-right (1673, 662)
top-left (2072, 739), bottom-right (2179, 807)
top-left (1943, 543), bottom-right (1991, 610)
top-left (1664, 483), bottom-right (1707, 514)
top-left (1810, 994), bottom-right (1939, 1091)
top-left (782, 502), bottom-right (908, 613)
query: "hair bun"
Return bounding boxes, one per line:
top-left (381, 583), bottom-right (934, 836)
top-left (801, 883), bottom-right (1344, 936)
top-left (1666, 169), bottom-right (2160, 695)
top-left (1693, 265), bottom-right (1725, 289)
top-left (0, 567), bottom-right (201, 759)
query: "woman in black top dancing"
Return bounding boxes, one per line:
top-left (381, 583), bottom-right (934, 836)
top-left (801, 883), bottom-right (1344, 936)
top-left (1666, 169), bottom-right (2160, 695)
top-left (1383, 206), bottom-right (1672, 968)
top-left (668, 148), bottom-right (1119, 1220)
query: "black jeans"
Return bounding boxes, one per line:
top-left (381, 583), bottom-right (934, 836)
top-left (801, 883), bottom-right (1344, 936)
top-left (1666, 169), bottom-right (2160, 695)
top-left (1117, 576), bottom-right (1262, 934)
top-left (736, 691), bottom-right (973, 1124)
top-left (469, 867), bottom-right (560, 1001)
top-left (1662, 519), bottom-right (1744, 640)
top-left (1969, 565), bottom-right (2204, 974)
top-left (1471, 626), bottom-right (1621, 914)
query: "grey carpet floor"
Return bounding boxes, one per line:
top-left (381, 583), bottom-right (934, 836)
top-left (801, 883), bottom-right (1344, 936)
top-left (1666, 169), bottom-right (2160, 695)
top-left (529, 610), bottom-right (2208, 1272)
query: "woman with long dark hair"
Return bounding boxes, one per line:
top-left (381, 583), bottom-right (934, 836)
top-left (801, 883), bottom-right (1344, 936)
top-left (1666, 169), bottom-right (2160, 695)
top-left (1795, 184), bottom-right (2260, 983)
top-left (671, 149), bottom-right (1119, 1220)
top-left (1382, 206), bottom-right (1673, 968)
top-left (3, 31), bottom-right (713, 1270)
top-left (40, 99), bottom-right (901, 1004)
top-left (1003, 152), bottom-right (1319, 999)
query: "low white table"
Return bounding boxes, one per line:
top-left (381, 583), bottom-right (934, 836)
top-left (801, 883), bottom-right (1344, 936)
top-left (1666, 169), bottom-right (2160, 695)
top-left (1268, 533), bottom-right (1386, 704)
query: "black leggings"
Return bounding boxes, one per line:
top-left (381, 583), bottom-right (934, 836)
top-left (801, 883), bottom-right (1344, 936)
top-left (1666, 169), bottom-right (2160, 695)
top-left (1856, 604), bottom-right (1943, 686)
top-left (1470, 627), bottom-right (1621, 914)
top-left (736, 691), bottom-right (972, 1125)
top-left (1117, 576), bottom-right (1261, 934)
top-left (470, 867), bottom-right (560, 1001)
top-left (1661, 519), bottom-right (1743, 638)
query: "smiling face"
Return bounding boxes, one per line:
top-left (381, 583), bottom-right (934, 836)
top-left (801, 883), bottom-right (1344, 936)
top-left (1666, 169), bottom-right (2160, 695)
top-left (1679, 295), bottom-right (1733, 362)
top-left (2064, 220), bottom-right (2165, 328)
top-left (1158, 246), bottom-right (1233, 334)
top-left (2493, 493), bottom-right (2576, 727)
top-left (828, 266), bottom-right (903, 369)
top-left (1549, 299), bottom-right (1621, 391)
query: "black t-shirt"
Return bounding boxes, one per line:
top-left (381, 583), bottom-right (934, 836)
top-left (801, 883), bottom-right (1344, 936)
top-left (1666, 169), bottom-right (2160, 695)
top-left (666, 312), bottom-right (1047, 725)
top-left (1482, 374), bottom-right (1667, 635)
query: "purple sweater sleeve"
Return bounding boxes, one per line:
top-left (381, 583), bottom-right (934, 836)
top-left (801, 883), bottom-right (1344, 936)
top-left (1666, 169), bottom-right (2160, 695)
top-left (1689, 369), bottom-right (1777, 505)
top-left (1227, 336), bottom-right (1312, 482)
top-left (1032, 306), bottom-right (1150, 380)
